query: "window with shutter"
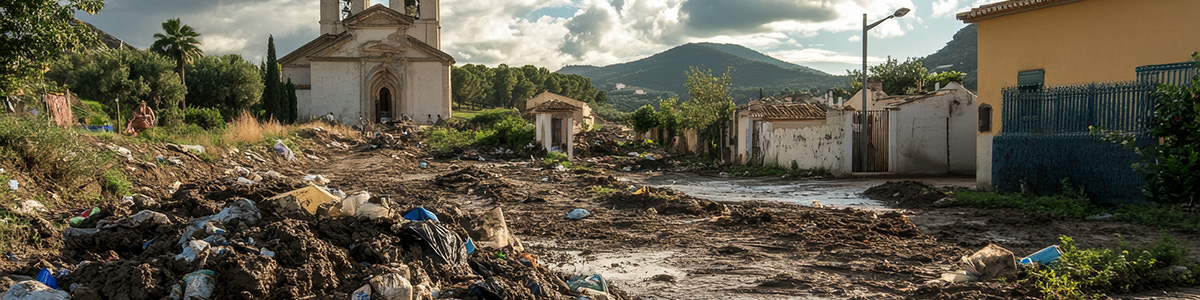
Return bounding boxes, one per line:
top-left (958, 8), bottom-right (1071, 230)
top-left (1017, 69), bottom-right (1045, 91)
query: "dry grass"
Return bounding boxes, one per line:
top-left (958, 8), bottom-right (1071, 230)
top-left (222, 111), bottom-right (287, 145)
top-left (294, 119), bottom-right (360, 138)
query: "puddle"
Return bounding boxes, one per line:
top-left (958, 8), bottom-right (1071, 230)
top-left (637, 174), bottom-right (975, 211)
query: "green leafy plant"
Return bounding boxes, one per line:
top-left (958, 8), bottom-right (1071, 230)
top-left (101, 169), bottom-right (132, 196)
top-left (183, 107), bottom-right (225, 130)
top-left (1028, 236), bottom-right (1195, 299)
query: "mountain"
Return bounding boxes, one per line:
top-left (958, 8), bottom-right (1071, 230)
top-left (80, 21), bottom-right (137, 50)
top-left (694, 43), bottom-right (826, 75)
top-left (560, 43), bottom-right (848, 111)
top-left (924, 24), bottom-right (976, 91)
top-left (556, 65), bottom-right (600, 75)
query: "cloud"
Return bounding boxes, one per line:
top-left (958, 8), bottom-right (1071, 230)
top-left (930, 0), bottom-right (961, 17)
top-left (848, 35), bottom-right (860, 42)
top-left (769, 48), bottom-right (885, 66)
top-left (78, 0), bottom-right (925, 71)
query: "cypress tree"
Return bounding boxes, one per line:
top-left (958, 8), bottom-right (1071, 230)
top-left (286, 78), bottom-right (298, 123)
top-left (263, 35), bottom-right (281, 120)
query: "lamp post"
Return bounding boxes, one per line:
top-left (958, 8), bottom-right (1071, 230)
top-left (860, 7), bottom-right (909, 172)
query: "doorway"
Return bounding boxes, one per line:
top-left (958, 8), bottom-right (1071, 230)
top-left (377, 87), bottom-right (392, 121)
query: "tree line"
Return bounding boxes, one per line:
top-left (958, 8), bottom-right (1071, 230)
top-left (451, 64), bottom-right (606, 109)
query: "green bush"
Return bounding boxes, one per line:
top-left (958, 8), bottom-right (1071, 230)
top-left (0, 116), bottom-right (111, 189)
top-left (1029, 236), bottom-right (1195, 299)
top-left (470, 108), bottom-right (521, 126)
top-left (101, 169), bottom-right (132, 196)
top-left (183, 107), bottom-right (225, 130)
top-left (477, 117), bottom-right (534, 148)
top-left (424, 127), bottom-right (481, 153)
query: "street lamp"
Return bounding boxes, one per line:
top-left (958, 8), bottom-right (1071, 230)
top-left (859, 7), bottom-right (909, 172)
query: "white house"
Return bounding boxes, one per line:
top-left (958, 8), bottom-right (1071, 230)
top-left (524, 91), bottom-right (593, 132)
top-left (280, 0), bottom-right (454, 125)
top-left (878, 82), bottom-right (978, 174)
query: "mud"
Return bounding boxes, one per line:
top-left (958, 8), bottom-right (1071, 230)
top-left (2, 124), bottom-right (1198, 300)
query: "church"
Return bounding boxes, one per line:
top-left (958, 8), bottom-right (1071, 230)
top-left (281, 0), bottom-right (453, 125)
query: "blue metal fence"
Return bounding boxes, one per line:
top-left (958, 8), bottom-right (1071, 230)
top-left (1000, 82), bottom-right (1156, 134)
top-left (1137, 62), bottom-right (1198, 86)
top-left (992, 133), bottom-right (1151, 203)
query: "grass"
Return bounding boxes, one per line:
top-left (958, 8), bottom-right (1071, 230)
top-left (590, 185), bottom-right (618, 195)
top-left (0, 211), bottom-right (32, 254)
top-left (452, 108), bottom-right (484, 121)
top-left (101, 169), bottom-right (132, 196)
top-left (222, 111), bottom-right (289, 146)
top-left (0, 115), bottom-right (113, 191)
top-left (952, 189), bottom-right (1200, 231)
top-left (725, 164), bottom-right (832, 178)
top-left (1027, 235), bottom-right (1196, 299)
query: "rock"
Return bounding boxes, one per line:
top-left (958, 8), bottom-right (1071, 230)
top-left (933, 197), bottom-right (958, 207)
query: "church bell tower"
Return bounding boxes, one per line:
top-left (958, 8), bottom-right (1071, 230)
top-left (320, 0), bottom-right (369, 35)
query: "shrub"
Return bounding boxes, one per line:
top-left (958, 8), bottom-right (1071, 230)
top-left (470, 108), bottom-right (521, 126)
top-left (222, 110), bottom-right (286, 145)
top-left (101, 169), bottom-right (132, 196)
top-left (183, 107), bottom-right (225, 130)
top-left (0, 115), bottom-right (110, 190)
top-left (478, 117), bottom-right (534, 148)
top-left (424, 127), bottom-right (481, 153)
top-left (1029, 236), bottom-right (1195, 299)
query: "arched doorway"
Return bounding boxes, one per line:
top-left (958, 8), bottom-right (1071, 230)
top-left (377, 87), bottom-right (392, 121)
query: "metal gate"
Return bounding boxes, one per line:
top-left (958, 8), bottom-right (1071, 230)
top-left (853, 110), bottom-right (889, 172)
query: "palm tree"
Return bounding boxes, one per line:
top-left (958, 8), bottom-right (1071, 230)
top-left (150, 18), bottom-right (203, 108)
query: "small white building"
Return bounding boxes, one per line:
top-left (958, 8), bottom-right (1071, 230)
top-left (524, 100), bottom-right (582, 159)
top-left (280, 0), bottom-right (453, 125)
top-left (878, 82), bottom-right (978, 174)
top-left (524, 91), bottom-right (594, 131)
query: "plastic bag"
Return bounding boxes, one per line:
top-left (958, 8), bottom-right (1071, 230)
top-left (274, 140), bottom-right (296, 161)
top-left (350, 284), bottom-right (371, 300)
top-left (369, 273), bottom-right (412, 300)
top-left (170, 270), bottom-right (215, 300)
top-left (179, 199), bottom-right (260, 245)
top-left (0, 280), bottom-right (69, 300)
top-left (567, 274), bottom-right (608, 293)
top-left (959, 244), bottom-right (1017, 281)
top-left (175, 240), bottom-right (210, 263)
top-left (567, 209), bottom-right (591, 220)
top-left (406, 222), bottom-right (467, 268)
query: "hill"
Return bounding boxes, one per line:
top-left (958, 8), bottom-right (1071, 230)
top-left (924, 24), bottom-right (976, 91)
top-left (556, 65), bottom-right (600, 75)
top-left (79, 21), bottom-right (137, 50)
top-left (561, 43), bottom-right (848, 111)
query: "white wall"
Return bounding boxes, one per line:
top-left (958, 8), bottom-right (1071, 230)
top-left (761, 112), bottom-right (852, 176)
top-left (887, 85), bottom-right (977, 175)
top-left (311, 61), bottom-right (363, 124)
top-left (977, 135), bottom-right (993, 190)
top-left (406, 61), bottom-right (451, 124)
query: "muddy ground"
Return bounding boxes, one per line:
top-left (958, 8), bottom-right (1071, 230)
top-left (1, 124), bottom-right (1198, 299)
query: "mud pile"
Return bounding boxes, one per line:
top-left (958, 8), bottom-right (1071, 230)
top-left (602, 186), bottom-right (728, 216)
top-left (863, 181), bottom-right (950, 208)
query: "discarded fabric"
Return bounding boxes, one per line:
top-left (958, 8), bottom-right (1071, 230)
top-left (369, 273), bottom-right (413, 300)
top-left (404, 207), bottom-right (439, 222)
top-left (567, 209), bottom-right (591, 220)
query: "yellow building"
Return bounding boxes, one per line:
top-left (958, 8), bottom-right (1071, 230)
top-left (958, 0), bottom-right (1200, 189)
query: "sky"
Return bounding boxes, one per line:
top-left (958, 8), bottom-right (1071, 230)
top-left (76, 0), bottom-right (1005, 75)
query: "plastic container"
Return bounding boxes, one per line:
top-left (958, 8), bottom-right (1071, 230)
top-left (1020, 245), bottom-right (1063, 266)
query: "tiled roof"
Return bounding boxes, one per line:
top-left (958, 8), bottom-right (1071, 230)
top-left (528, 99), bottom-right (581, 113)
top-left (957, 0), bottom-right (1082, 22)
top-left (745, 101), bottom-right (826, 120)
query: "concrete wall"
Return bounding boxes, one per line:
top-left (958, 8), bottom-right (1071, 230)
top-left (407, 61), bottom-right (451, 124)
top-left (311, 61), bottom-right (363, 125)
top-left (886, 86), bottom-right (977, 175)
top-left (761, 111), bottom-right (852, 176)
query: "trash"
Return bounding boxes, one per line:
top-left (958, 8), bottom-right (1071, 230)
top-left (68, 207), bottom-right (102, 228)
top-left (351, 284), bottom-right (372, 300)
top-left (0, 280), bottom-right (70, 300)
top-left (337, 191), bottom-right (391, 219)
top-left (405, 221), bottom-right (468, 268)
top-left (472, 207), bottom-right (524, 252)
top-left (933, 197), bottom-right (958, 207)
top-left (518, 253), bottom-right (538, 267)
top-left (302, 174), bottom-right (330, 186)
top-left (274, 140), bottom-right (296, 161)
top-left (1020, 245), bottom-right (1063, 266)
top-left (554, 165), bottom-right (567, 172)
top-left (34, 269), bottom-right (58, 290)
top-left (420, 162), bottom-right (429, 169)
top-left (940, 270), bottom-right (973, 283)
top-left (203, 222), bottom-right (226, 236)
top-left (7, 179), bottom-right (16, 191)
top-left (178, 199), bottom-right (260, 245)
top-left (267, 184), bottom-right (340, 214)
top-left (169, 181), bottom-right (182, 194)
top-left (112, 210), bottom-right (171, 228)
top-left (632, 187), bottom-right (646, 195)
top-left (567, 208), bottom-right (591, 220)
top-left (171, 270), bottom-right (216, 300)
top-left (235, 177), bottom-right (256, 186)
top-left (369, 273), bottom-right (413, 300)
top-left (1086, 213), bottom-right (1114, 220)
top-left (175, 240), bottom-right (210, 263)
top-left (178, 144), bottom-right (205, 154)
top-left (167, 158), bottom-right (184, 165)
top-left (15, 200), bottom-right (46, 215)
top-left (259, 248), bottom-right (275, 258)
top-left (947, 244), bottom-right (1017, 282)
top-left (567, 274), bottom-right (609, 293)
top-left (403, 207), bottom-right (439, 222)
top-left (628, 152), bottom-right (639, 157)
top-left (464, 238), bottom-right (476, 254)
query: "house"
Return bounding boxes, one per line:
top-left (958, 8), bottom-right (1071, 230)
top-left (876, 83), bottom-right (977, 174)
top-left (524, 91), bottom-right (594, 131)
top-left (280, 0), bottom-right (453, 126)
top-left (959, 0), bottom-right (1200, 200)
top-left (729, 100), bottom-right (852, 174)
top-left (524, 100), bottom-right (582, 159)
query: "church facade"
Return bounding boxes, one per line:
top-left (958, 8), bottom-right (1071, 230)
top-left (281, 0), bottom-right (453, 125)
